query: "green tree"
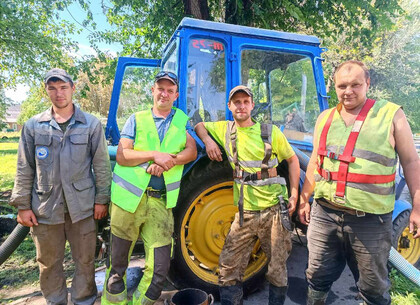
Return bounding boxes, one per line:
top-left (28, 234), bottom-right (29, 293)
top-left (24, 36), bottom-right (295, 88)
top-left (96, 0), bottom-right (403, 59)
top-left (17, 85), bottom-right (50, 125)
top-left (0, 0), bottom-right (79, 87)
top-left (74, 58), bottom-right (114, 118)
top-left (369, 1), bottom-right (420, 133)
top-left (0, 89), bottom-right (11, 129)
top-left (320, 0), bottom-right (420, 132)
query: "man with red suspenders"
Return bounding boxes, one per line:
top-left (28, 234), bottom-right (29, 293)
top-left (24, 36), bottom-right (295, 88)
top-left (298, 60), bottom-right (420, 305)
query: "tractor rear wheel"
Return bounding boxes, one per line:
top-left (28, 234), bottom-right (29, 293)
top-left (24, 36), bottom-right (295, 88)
top-left (168, 159), bottom-right (268, 297)
top-left (392, 210), bottom-right (420, 268)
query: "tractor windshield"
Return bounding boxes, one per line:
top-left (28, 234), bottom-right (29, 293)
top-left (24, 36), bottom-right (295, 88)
top-left (241, 49), bottom-right (319, 145)
top-left (186, 38), bottom-right (227, 126)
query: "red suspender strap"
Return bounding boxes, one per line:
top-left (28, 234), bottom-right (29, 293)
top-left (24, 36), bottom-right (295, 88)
top-left (317, 108), bottom-right (336, 172)
top-left (318, 168), bottom-right (396, 184)
top-left (335, 99), bottom-right (376, 197)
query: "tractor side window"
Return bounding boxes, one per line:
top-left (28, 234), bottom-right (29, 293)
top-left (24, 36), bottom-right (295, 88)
top-left (187, 38), bottom-right (226, 126)
top-left (162, 40), bottom-right (178, 73)
top-left (241, 49), bottom-right (319, 144)
top-left (117, 66), bottom-right (160, 130)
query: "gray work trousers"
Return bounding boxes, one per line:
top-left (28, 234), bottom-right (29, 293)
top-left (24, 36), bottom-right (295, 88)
top-left (306, 201), bottom-right (392, 305)
top-left (31, 214), bottom-right (97, 305)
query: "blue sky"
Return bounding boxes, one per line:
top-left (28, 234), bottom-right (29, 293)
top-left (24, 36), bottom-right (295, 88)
top-left (5, 1), bottom-right (121, 103)
top-left (60, 1), bottom-right (122, 56)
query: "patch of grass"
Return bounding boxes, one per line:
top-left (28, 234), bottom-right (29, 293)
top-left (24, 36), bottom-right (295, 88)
top-left (0, 132), bottom-right (20, 143)
top-left (0, 237), bottom-right (38, 289)
top-left (390, 268), bottom-right (420, 304)
top-left (0, 237), bottom-right (76, 291)
top-left (0, 140), bottom-right (18, 192)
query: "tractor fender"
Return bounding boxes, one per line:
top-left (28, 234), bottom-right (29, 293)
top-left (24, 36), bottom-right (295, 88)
top-left (392, 199), bottom-right (412, 222)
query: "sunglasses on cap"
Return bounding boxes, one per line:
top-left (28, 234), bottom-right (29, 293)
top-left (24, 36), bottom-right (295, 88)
top-left (155, 71), bottom-right (178, 86)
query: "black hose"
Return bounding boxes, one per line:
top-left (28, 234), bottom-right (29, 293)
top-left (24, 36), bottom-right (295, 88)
top-left (0, 224), bottom-right (30, 265)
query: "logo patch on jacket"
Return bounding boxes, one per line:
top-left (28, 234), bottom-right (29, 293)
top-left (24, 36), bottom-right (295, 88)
top-left (36, 146), bottom-right (49, 160)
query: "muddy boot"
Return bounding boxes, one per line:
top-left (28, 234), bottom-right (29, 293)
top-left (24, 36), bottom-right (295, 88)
top-left (268, 284), bottom-right (287, 305)
top-left (219, 283), bottom-right (243, 305)
top-left (307, 287), bottom-right (328, 305)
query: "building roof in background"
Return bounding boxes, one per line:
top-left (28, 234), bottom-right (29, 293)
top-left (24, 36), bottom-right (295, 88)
top-left (5, 104), bottom-right (21, 123)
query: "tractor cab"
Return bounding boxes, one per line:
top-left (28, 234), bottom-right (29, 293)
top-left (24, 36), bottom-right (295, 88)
top-left (105, 18), bottom-right (329, 153)
top-left (0, 18), bottom-right (417, 295)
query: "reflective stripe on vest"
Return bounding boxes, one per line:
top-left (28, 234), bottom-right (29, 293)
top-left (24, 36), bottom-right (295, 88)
top-left (314, 99), bottom-right (399, 213)
top-left (111, 108), bottom-right (188, 212)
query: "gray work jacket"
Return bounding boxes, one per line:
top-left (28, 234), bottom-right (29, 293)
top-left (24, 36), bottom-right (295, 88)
top-left (10, 106), bottom-right (111, 224)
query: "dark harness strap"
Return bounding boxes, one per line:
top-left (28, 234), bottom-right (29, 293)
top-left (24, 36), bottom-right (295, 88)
top-left (228, 121), bottom-right (273, 226)
top-left (260, 123), bottom-right (273, 179)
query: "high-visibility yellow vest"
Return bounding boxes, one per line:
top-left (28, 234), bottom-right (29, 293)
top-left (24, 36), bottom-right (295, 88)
top-left (111, 108), bottom-right (188, 212)
top-left (205, 120), bottom-right (292, 211)
top-left (314, 99), bottom-right (400, 214)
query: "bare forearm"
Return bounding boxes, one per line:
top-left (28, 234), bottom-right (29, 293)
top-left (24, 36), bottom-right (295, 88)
top-left (300, 157), bottom-right (317, 204)
top-left (116, 142), bottom-right (155, 166)
top-left (175, 146), bottom-right (197, 165)
top-left (403, 158), bottom-right (420, 209)
top-left (287, 155), bottom-right (300, 199)
top-left (174, 134), bottom-right (197, 165)
top-left (195, 123), bottom-right (212, 144)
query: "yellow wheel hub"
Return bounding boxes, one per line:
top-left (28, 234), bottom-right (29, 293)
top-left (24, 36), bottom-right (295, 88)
top-left (397, 226), bottom-right (420, 265)
top-left (179, 181), bottom-right (267, 284)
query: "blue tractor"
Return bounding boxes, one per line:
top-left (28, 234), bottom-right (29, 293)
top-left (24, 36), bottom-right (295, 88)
top-left (0, 17), bottom-right (417, 295)
top-left (103, 18), bottom-right (418, 293)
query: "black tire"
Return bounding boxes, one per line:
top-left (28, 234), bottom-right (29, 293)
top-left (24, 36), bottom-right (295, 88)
top-left (168, 158), bottom-right (268, 298)
top-left (392, 210), bottom-right (420, 268)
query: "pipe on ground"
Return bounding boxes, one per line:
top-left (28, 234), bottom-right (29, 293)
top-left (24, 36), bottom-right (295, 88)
top-left (389, 246), bottom-right (420, 287)
top-left (0, 224), bottom-right (29, 265)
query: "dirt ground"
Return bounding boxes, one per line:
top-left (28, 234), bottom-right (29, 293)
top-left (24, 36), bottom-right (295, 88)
top-left (1, 258), bottom-right (178, 305)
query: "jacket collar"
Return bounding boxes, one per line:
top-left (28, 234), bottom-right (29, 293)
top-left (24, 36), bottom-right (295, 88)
top-left (38, 105), bottom-right (86, 125)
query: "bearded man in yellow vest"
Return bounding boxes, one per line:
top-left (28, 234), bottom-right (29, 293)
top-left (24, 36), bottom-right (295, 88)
top-left (195, 86), bottom-right (300, 305)
top-left (299, 60), bottom-right (420, 305)
top-left (102, 71), bottom-right (197, 305)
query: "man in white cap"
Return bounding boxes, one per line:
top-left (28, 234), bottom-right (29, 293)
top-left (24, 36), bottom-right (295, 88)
top-left (10, 68), bottom-right (111, 305)
top-left (195, 85), bottom-right (300, 305)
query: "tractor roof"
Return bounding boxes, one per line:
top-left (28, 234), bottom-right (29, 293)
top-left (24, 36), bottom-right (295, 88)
top-left (172, 17), bottom-right (320, 46)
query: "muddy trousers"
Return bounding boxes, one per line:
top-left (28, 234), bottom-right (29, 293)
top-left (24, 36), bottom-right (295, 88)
top-left (306, 202), bottom-right (392, 305)
top-left (219, 205), bottom-right (291, 304)
top-left (102, 196), bottom-right (173, 305)
top-left (31, 214), bottom-right (97, 305)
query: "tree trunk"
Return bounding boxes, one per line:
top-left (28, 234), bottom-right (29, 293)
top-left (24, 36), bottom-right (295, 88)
top-left (183, 0), bottom-right (210, 20)
top-left (225, 0), bottom-right (238, 24)
top-left (225, 0), bottom-right (253, 25)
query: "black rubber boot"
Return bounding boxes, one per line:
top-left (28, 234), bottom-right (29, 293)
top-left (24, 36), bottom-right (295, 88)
top-left (219, 283), bottom-right (243, 305)
top-left (306, 287), bottom-right (328, 305)
top-left (268, 284), bottom-right (287, 305)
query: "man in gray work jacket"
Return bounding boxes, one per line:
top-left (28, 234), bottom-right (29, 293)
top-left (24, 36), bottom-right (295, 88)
top-left (10, 68), bottom-right (111, 305)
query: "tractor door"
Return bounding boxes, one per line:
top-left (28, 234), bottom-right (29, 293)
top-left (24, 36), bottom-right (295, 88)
top-left (231, 37), bottom-right (328, 152)
top-left (105, 57), bottom-right (162, 146)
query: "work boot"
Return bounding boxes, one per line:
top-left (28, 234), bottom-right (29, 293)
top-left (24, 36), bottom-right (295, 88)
top-left (306, 287), bottom-right (328, 305)
top-left (268, 284), bottom-right (287, 305)
top-left (219, 283), bottom-right (243, 305)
